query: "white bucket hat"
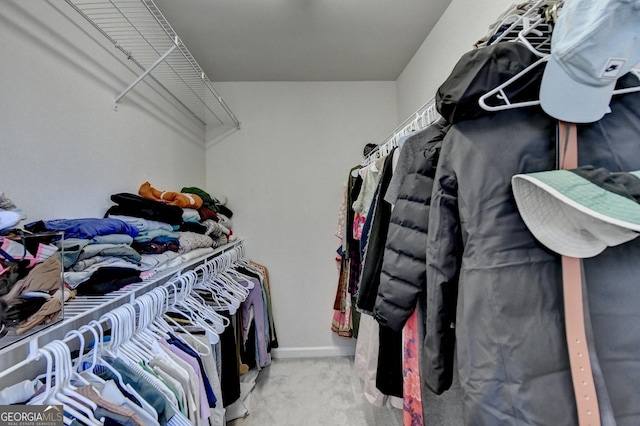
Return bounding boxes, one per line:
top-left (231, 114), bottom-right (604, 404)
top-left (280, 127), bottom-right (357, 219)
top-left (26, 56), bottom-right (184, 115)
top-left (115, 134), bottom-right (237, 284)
top-left (539, 0), bottom-right (640, 123)
top-left (512, 166), bottom-right (640, 258)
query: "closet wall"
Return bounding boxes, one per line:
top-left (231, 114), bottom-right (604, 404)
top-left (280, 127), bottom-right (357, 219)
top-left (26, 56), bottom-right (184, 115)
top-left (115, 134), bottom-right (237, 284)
top-left (205, 0), bottom-right (518, 357)
top-left (3, 0), bottom-right (523, 359)
top-left (397, 0), bottom-right (516, 119)
top-left (0, 0), bottom-right (207, 221)
top-left (206, 82), bottom-right (397, 357)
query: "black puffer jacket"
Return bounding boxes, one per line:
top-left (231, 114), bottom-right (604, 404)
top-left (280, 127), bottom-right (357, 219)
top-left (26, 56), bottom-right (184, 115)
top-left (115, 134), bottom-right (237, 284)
top-left (373, 121), bottom-right (449, 331)
top-left (426, 42), bottom-right (640, 425)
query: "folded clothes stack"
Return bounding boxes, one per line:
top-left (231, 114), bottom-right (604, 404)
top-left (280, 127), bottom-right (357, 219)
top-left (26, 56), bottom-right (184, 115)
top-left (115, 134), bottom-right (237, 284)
top-left (0, 182), bottom-right (237, 336)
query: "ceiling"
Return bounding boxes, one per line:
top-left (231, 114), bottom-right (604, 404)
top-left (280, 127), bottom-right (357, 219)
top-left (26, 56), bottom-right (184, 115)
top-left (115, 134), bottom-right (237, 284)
top-left (153, 0), bottom-right (453, 82)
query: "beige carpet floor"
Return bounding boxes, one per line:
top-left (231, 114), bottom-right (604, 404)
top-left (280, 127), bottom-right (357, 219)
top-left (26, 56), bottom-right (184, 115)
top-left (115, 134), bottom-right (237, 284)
top-left (227, 356), bottom-right (403, 426)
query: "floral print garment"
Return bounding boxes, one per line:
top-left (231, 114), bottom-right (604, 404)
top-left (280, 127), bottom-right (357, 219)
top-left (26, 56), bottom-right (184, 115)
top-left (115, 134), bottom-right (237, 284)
top-left (403, 308), bottom-right (424, 426)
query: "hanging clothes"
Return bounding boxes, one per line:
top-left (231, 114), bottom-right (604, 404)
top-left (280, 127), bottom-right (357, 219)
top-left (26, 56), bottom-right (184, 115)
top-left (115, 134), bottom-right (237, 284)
top-left (374, 119), bottom-right (449, 330)
top-left (353, 314), bottom-right (402, 409)
top-left (426, 41), bottom-right (640, 425)
top-left (331, 166), bottom-right (363, 338)
top-left (372, 119), bottom-right (454, 426)
top-left (351, 151), bottom-right (404, 411)
top-left (356, 149), bottom-right (396, 314)
top-left (384, 123), bottom-right (444, 206)
top-left (246, 261), bottom-right (278, 350)
top-left (352, 166), bottom-right (380, 241)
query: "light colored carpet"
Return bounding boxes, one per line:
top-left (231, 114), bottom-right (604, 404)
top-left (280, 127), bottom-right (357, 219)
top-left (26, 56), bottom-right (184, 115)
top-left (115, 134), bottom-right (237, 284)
top-left (227, 356), bottom-right (403, 426)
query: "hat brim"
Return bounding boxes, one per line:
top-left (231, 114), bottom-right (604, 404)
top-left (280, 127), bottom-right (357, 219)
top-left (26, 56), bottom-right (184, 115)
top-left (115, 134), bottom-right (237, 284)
top-left (512, 170), bottom-right (640, 258)
top-left (539, 56), bottom-right (616, 124)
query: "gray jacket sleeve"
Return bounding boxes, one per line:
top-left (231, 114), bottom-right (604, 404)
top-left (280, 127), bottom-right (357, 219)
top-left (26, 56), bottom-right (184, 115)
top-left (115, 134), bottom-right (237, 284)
top-left (424, 139), bottom-right (462, 395)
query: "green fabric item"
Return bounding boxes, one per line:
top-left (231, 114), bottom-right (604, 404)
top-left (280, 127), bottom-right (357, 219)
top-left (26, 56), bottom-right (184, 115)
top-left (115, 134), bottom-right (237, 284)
top-left (140, 362), bottom-right (184, 414)
top-left (101, 358), bottom-right (175, 425)
top-left (524, 169), bottom-right (640, 226)
top-left (512, 168), bottom-right (640, 258)
top-left (181, 186), bottom-right (213, 203)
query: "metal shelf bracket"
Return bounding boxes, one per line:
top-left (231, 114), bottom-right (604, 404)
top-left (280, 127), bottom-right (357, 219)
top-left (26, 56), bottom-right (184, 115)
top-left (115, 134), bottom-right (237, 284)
top-left (114, 36), bottom-right (179, 106)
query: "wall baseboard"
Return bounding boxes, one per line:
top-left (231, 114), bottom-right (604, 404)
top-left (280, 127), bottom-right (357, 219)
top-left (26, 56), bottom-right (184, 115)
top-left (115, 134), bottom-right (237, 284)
top-left (271, 345), bottom-right (356, 359)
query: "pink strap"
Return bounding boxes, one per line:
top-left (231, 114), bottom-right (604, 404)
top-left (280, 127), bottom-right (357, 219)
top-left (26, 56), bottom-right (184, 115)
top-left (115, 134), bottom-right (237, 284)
top-left (558, 121), bottom-right (600, 426)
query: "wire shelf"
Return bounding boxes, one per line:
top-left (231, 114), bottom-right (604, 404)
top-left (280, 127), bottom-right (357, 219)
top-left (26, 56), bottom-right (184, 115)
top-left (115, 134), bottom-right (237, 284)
top-left (64, 0), bottom-right (240, 129)
top-left (0, 239), bottom-right (244, 378)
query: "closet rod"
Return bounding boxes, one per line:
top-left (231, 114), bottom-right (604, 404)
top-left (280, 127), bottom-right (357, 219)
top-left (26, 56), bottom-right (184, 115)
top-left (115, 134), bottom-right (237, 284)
top-left (0, 262), bottom-right (210, 385)
top-left (362, 96), bottom-right (440, 166)
top-left (0, 239), bottom-right (244, 376)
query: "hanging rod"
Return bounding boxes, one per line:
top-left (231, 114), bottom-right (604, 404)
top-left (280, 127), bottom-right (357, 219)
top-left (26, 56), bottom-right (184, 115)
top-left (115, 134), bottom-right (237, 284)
top-left (360, 0), bottom-right (562, 167)
top-left (362, 96), bottom-right (441, 166)
top-left (64, 0), bottom-right (240, 130)
top-left (0, 239), bottom-right (244, 376)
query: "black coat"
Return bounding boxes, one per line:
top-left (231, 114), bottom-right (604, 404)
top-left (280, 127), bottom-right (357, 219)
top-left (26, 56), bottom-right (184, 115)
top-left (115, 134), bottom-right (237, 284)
top-left (427, 46), bottom-right (640, 426)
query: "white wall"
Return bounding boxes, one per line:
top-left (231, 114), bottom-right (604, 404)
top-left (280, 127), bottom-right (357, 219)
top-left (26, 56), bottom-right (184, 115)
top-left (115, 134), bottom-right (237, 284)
top-left (396, 0), bottom-right (516, 120)
top-left (0, 1), bottom-right (207, 221)
top-left (206, 82), bottom-right (397, 357)
top-left (2, 0), bottom-right (515, 360)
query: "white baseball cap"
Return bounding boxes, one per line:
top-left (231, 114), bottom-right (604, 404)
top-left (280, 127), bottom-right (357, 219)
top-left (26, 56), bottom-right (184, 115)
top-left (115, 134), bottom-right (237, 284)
top-left (540, 0), bottom-right (640, 123)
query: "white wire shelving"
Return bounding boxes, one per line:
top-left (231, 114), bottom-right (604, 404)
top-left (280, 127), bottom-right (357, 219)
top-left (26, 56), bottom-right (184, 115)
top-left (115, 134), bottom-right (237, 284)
top-left (64, 0), bottom-right (240, 130)
top-left (0, 239), bottom-right (243, 381)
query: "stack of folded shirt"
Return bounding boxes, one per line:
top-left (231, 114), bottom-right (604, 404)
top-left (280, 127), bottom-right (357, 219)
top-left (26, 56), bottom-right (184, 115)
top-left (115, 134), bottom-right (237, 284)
top-left (24, 218), bottom-right (143, 296)
top-left (106, 192), bottom-right (184, 226)
top-left (180, 186), bottom-right (235, 247)
top-left (137, 183), bottom-right (236, 251)
top-left (106, 193), bottom-right (185, 273)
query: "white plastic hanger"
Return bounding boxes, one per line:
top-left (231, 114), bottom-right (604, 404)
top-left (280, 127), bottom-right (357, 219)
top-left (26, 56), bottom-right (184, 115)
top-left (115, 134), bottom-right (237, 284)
top-left (205, 261), bottom-right (243, 312)
top-left (479, 57), bottom-right (640, 112)
top-left (31, 342), bottom-right (101, 426)
top-left (213, 273), bottom-right (246, 306)
top-left (180, 272), bottom-right (228, 332)
top-left (27, 347), bottom-right (73, 426)
top-left (163, 280), bottom-right (219, 350)
top-left (48, 341), bottom-right (102, 425)
top-left (172, 274), bottom-right (223, 342)
top-left (103, 310), bottom-right (144, 364)
top-left (28, 348), bottom-right (55, 404)
top-left (146, 288), bottom-right (175, 340)
top-left (89, 317), bottom-right (159, 421)
top-left (478, 55), bottom-right (549, 111)
top-left (478, 0), bottom-right (640, 112)
top-left (178, 271), bottom-right (224, 323)
top-left (119, 304), bottom-right (153, 363)
top-left (195, 266), bottom-right (236, 313)
top-left (133, 294), bottom-right (168, 346)
top-left (75, 324), bottom-right (106, 384)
